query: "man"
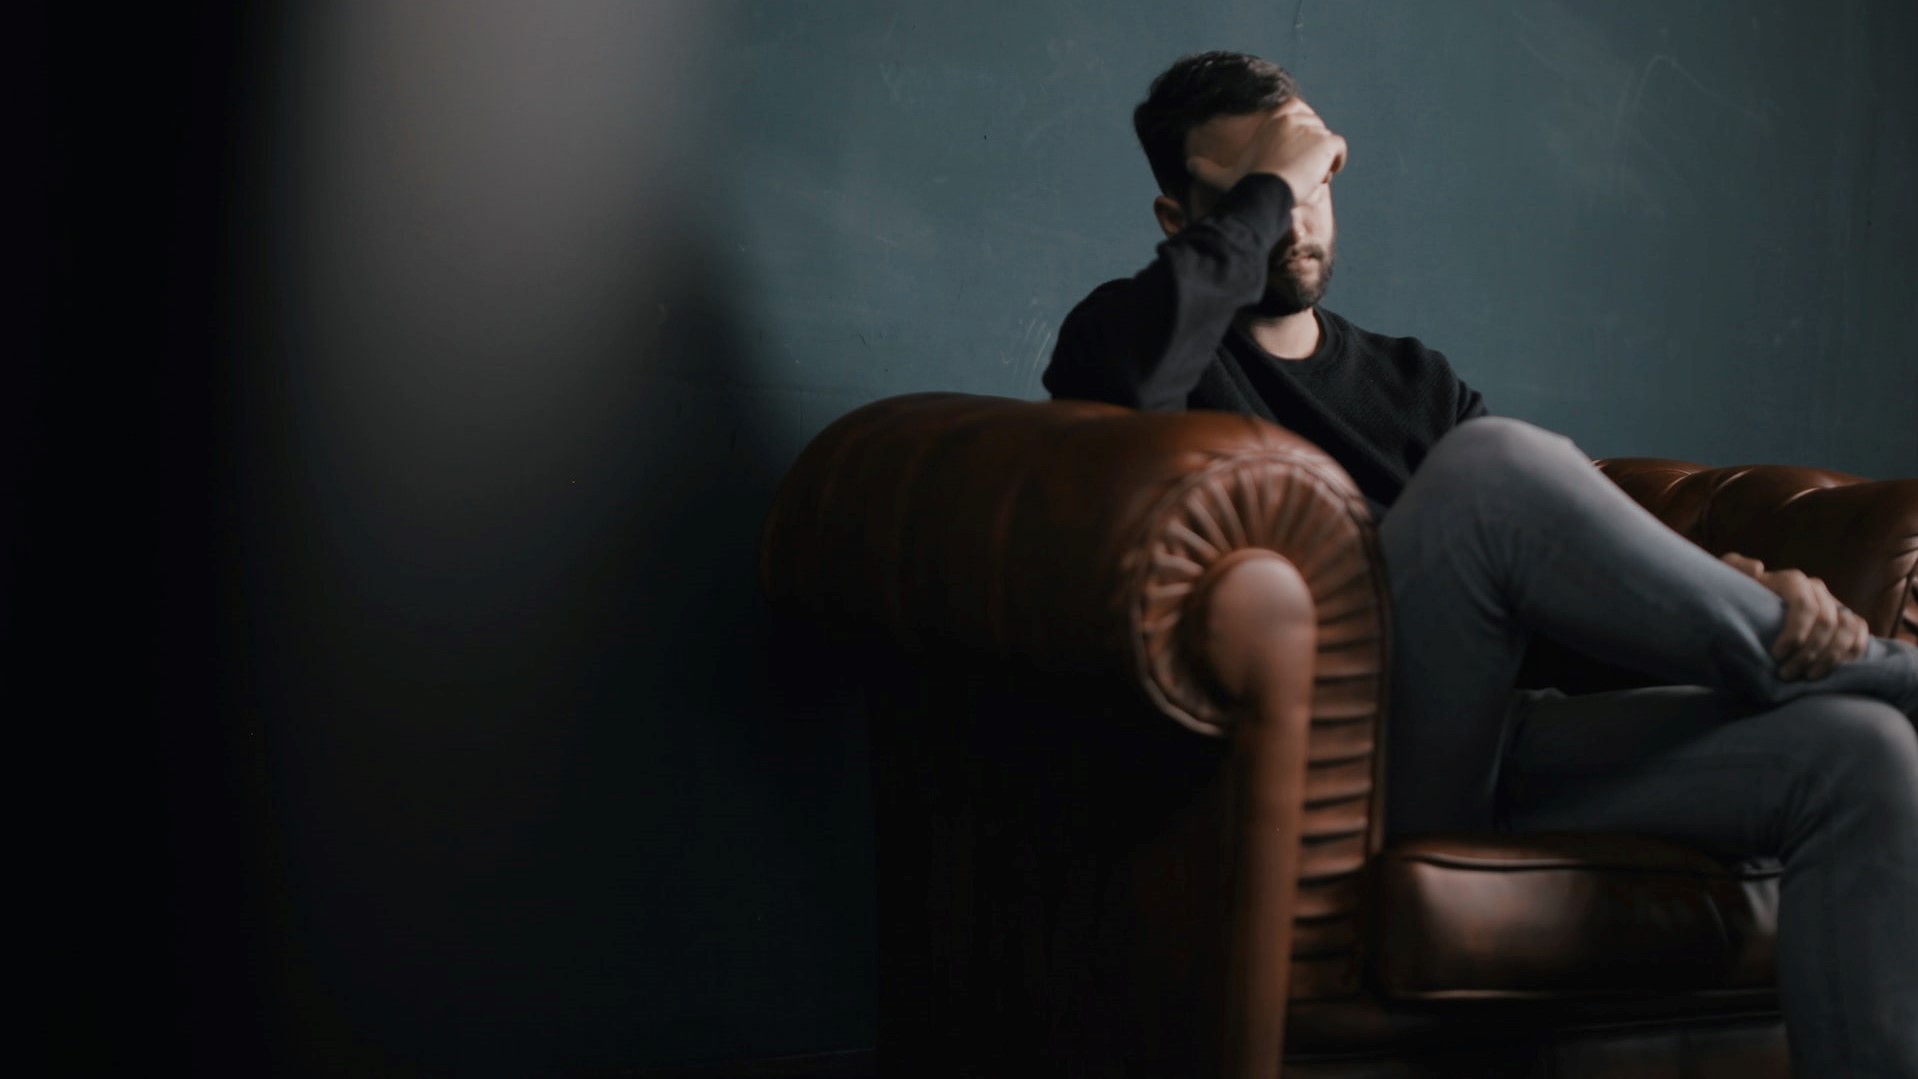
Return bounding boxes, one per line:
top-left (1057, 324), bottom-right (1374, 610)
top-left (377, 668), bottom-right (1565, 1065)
top-left (1044, 51), bottom-right (1918, 1073)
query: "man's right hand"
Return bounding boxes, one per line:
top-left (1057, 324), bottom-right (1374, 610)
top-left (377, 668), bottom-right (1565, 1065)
top-left (1721, 551), bottom-right (1871, 681)
top-left (1186, 98), bottom-right (1348, 205)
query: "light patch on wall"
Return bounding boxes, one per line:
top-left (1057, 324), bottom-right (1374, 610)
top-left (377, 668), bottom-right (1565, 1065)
top-left (275, 0), bottom-right (711, 517)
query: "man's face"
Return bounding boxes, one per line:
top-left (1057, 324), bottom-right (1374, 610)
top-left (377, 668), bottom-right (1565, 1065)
top-left (1175, 110), bottom-right (1337, 317)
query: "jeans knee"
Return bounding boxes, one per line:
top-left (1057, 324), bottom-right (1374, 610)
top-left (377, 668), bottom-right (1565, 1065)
top-left (1427, 417), bottom-right (1579, 479)
top-left (1795, 695), bottom-right (1918, 804)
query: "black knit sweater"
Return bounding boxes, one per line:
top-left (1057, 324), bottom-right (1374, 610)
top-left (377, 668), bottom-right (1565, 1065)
top-left (1043, 173), bottom-right (1486, 513)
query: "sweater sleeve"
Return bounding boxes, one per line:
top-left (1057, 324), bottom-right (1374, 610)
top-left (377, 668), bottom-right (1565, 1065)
top-left (1419, 338), bottom-right (1490, 424)
top-left (1456, 379), bottom-right (1489, 422)
top-left (1043, 174), bottom-right (1295, 411)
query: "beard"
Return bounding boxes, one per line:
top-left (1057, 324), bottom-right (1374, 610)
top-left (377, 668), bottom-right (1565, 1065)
top-left (1248, 241), bottom-right (1335, 318)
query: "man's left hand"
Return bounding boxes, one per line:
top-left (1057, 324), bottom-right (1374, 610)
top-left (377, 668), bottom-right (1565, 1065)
top-left (1721, 552), bottom-right (1870, 680)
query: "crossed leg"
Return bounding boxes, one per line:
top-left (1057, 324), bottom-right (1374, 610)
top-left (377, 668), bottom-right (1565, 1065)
top-left (1375, 417), bottom-right (1918, 1073)
top-left (1500, 687), bottom-right (1918, 1075)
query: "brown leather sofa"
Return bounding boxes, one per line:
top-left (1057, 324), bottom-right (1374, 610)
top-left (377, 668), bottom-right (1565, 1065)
top-left (759, 392), bottom-right (1918, 1077)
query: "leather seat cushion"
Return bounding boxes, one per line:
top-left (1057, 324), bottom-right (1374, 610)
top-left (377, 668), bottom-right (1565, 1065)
top-left (1373, 834), bottom-right (1779, 999)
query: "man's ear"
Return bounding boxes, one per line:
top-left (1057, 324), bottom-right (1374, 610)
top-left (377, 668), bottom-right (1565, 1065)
top-left (1152, 194), bottom-right (1187, 239)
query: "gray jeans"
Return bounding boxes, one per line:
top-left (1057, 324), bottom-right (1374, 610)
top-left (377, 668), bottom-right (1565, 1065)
top-left (1378, 417), bottom-right (1918, 1076)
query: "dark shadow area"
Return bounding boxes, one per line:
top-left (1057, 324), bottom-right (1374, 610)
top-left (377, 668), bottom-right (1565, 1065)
top-left (214, 73), bottom-right (873, 1079)
top-left (40, 3), bottom-right (874, 1074)
top-left (226, 225), bottom-right (863, 1077)
top-left (34, 3), bottom-right (281, 1072)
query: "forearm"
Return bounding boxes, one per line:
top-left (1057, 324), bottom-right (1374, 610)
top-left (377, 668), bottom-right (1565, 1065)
top-left (1044, 175), bottom-right (1295, 410)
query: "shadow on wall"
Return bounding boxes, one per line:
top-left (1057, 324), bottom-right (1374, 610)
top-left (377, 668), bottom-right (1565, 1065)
top-left (629, 222), bottom-right (880, 1073)
top-left (175, 2), bottom-right (873, 1075)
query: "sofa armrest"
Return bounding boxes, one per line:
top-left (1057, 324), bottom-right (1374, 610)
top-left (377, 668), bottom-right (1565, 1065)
top-left (1600, 459), bottom-right (1918, 643)
top-left (760, 392), bottom-right (1389, 737)
top-left (761, 393), bottom-right (1393, 1044)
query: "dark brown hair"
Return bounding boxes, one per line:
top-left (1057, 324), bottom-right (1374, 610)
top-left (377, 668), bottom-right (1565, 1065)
top-left (1133, 51), bottom-right (1299, 204)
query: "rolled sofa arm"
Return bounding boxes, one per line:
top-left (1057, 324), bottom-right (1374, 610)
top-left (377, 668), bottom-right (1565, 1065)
top-left (1600, 459), bottom-right (1918, 643)
top-left (759, 392), bottom-right (1390, 737)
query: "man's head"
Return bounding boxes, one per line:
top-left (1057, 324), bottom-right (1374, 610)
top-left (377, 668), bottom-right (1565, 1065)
top-left (1134, 51), bottom-right (1335, 318)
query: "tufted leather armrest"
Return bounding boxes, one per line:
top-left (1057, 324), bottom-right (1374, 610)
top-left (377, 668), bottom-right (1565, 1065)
top-left (761, 393), bottom-right (1396, 1073)
top-left (760, 392), bottom-right (1390, 737)
top-left (1600, 459), bottom-right (1918, 643)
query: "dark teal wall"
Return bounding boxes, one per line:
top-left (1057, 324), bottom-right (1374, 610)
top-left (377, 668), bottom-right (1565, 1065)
top-left (64, 1), bottom-right (1913, 1075)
